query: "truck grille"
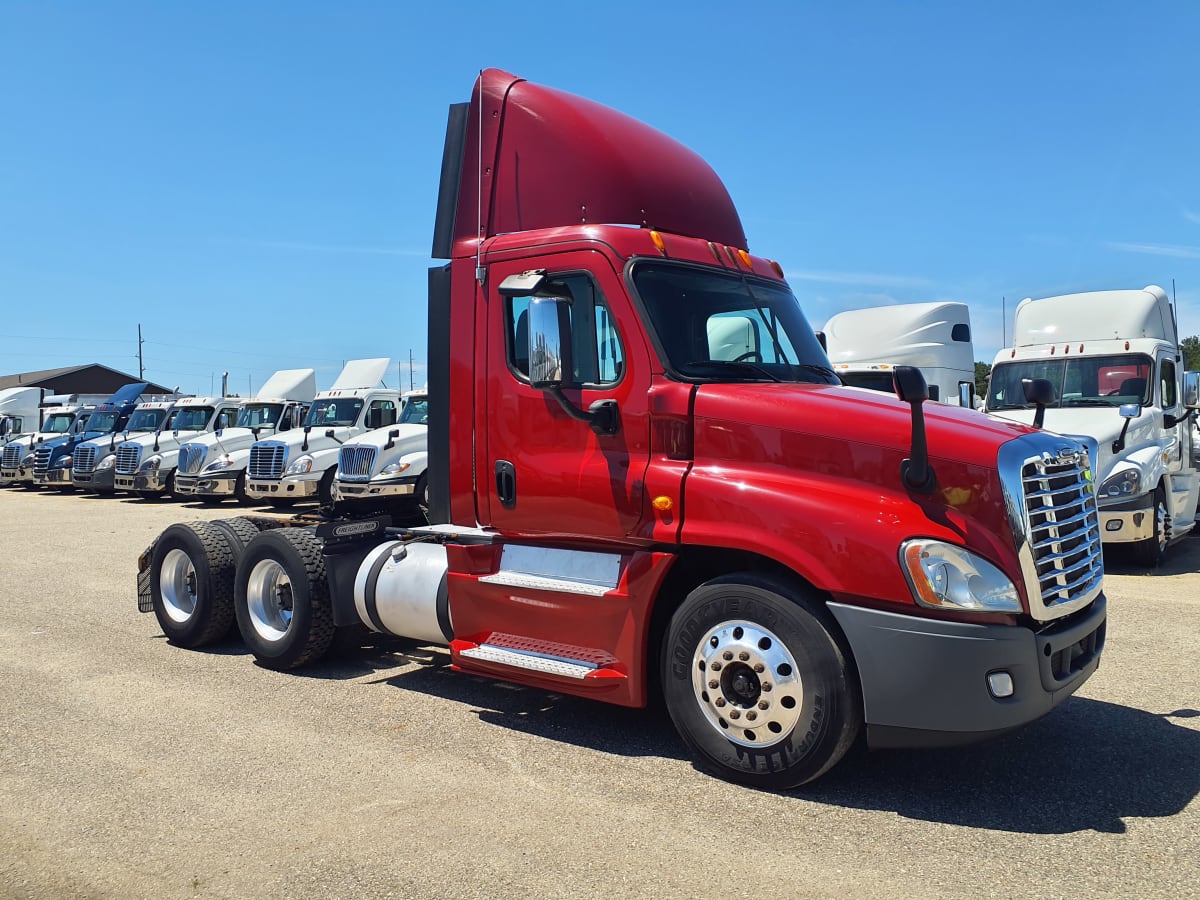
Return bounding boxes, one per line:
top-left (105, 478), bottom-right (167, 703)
top-left (115, 444), bottom-right (142, 475)
top-left (34, 445), bottom-right (53, 474)
top-left (338, 446), bottom-right (376, 480)
top-left (1001, 433), bottom-right (1103, 621)
top-left (73, 445), bottom-right (98, 474)
top-left (249, 442), bottom-right (286, 480)
top-left (178, 444), bottom-right (206, 475)
top-left (2, 444), bottom-right (21, 468)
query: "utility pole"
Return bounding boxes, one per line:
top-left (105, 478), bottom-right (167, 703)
top-left (137, 324), bottom-right (145, 379)
top-left (408, 349), bottom-right (414, 391)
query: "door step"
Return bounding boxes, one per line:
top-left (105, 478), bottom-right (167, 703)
top-left (452, 633), bottom-right (625, 682)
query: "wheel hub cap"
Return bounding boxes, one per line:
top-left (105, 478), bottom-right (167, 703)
top-left (246, 559), bottom-right (294, 643)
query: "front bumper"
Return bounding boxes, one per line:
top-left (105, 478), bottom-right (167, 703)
top-left (1097, 494), bottom-right (1155, 543)
top-left (114, 470), bottom-right (172, 492)
top-left (175, 471), bottom-right (238, 497)
top-left (334, 474), bottom-right (418, 502)
top-left (829, 595), bottom-right (1106, 748)
top-left (33, 468), bottom-right (73, 486)
top-left (247, 476), bottom-right (320, 500)
top-left (1, 467), bottom-right (33, 485)
top-left (72, 468), bottom-right (117, 491)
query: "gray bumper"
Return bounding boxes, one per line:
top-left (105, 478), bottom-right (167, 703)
top-left (34, 468), bottom-right (73, 486)
top-left (829, 595), bottom-right (1106, 748)
top-left (1, 468), bottom-right (32, 484)
top-left (334, 476), bottom-right (418, 502)
top-left (1097, 494), bottom-right (1155, 543)
top-left (176, 472), bottom-right (237, 497)
top-left (247, 477), bottom-right (320, 500)
top-left (114, 471), bottom-right (172, 492)
top-left (72, 468), bottom-right (117, 490)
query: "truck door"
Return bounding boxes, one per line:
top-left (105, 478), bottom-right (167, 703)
top-left (481, 252), bottom-right (652, 540)
top-left (1160, 354), bottom-right (1200, 522)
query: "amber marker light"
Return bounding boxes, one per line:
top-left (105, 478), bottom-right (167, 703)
top-left (652, 495), bottom-right (673, 512)
top-left (650, 230), bottom-right (667, 256)
top-left (901, 544), bottom-right (942, 607)
top-left (736, 249), bottom-right (752, 269)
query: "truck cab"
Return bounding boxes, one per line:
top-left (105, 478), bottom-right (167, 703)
top-left (1, 396), bottom-right (102, 486)
top-left (985, 285), bottom-right (1200, 564)
top-left (33, 383), bottom-right (148, 489)
top-left (73, 394), bottom-right (175, 493)
top-left (0, 387), bottom-right (44, 446)
top-left (332, 388), bottom-right (429, 514)
top-left (113, 396), bottom-right (243, 498)
top-left (246, 359), bottom-right (400, 508)
top-left (822, 301), bottom-right (977, 406)
top-left (174, 368), bottom-right (316, 503)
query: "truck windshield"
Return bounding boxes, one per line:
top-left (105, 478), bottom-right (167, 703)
top-left (171, 407), bottom-right (215, 431)
top-left (237, 404), bottom-right (283, 428)
top-left (399, 398), bottom-right (428, 425)
top-left (631, 261), bottom-right (837, 384)
top-left (305, 398), bottom-right (364, 428)
top-left (988, 354), bottom-right (1154, 409)
top-left (86, 412), bottom-right (121, 433)
top-left (41, 414), bottom-right (76, 434)
top-left (126, 409), bottom-right (169, 433)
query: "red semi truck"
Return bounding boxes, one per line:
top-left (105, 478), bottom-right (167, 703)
top-left (138, 69), bottom-right (1107, 788)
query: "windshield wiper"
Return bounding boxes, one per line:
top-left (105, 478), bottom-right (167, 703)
top-left (1063, 398), bottom-right (1115, 407)
top-left (682, 360), bottom-right (781, 382)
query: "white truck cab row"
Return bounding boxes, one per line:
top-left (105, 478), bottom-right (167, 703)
top-left (333, 388), bottom-right (429, 512)
top-left (113, 396), bottom-right (243, 498)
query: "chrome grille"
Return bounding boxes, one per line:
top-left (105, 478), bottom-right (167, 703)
top-left (73, 445), bottom-right (98, 474)
top-left (178, 444), bottom-right (207, 475)
top-left (338, 446), bottom-right (376, 480)
top-left (2, 444), bottom-right (21, 468)
top-left (115, 444), bottom-right (142, 474)
top-left (34, 445), bottom-right (53, 474)
top-left (1001, 433), bottom-right (1103, 621)
top-left (249, 442), bottom-right (286, 480)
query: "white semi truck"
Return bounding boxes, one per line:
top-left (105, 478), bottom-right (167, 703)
top-left (2, 394), bottom-right (107, 487)
top-left (113, 396), bottom-right (243, 499)
top-left (174, 369), bottom-right (316, 503)
top-left (0, 387), bottom-right (44, 444)
top-left (821, 301), bottom-right (977, 406)
top-left (246, 358), bottom-right (402, 509)
top-left (985, 285), bottom-right (1200, 564)
top-left (332, 389), bottom-right (429, 514)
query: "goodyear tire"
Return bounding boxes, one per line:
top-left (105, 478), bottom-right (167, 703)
top-left (151, 522), bottom-right (240, 648)
top-left (235, 528), bottom-right (335, 670)
top-left (662, 573), bottom-right (862, 789)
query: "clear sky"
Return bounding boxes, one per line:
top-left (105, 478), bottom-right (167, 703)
top-left (3, 2), bottom-right (1198, 395)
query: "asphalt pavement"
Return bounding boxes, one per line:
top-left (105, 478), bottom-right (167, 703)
top-left (1, 487), bottom-right (1197, 899)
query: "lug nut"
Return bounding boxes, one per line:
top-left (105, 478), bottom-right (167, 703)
top-left (753, 663), bottom-right (764, 673)
top-left (711, 661), bottom-right (722, 671)
top-left (738, 651), bottom-right (749, 661)
top-left (715, 697), bottom-right (726, 707)
top-left (722, 651), bottom-right (733, 661)
top-left (758, 701), bottom-right (769, 710)
top-left (746, 711), bottom-right (757, 721)
top-left (761, 683), bottom-right (772, 692)
top-left (708, 680), bottom-right (718, 690)
top-left (729, 709), bottom-right (740, 719)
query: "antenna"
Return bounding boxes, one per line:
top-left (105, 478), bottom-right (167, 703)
top-left (409, 349), bottom-right (414, 391)
top-left (476, 69), bottom-right (485, 284)
top-left (137, 324), bottom-right (145, 379)
top-left (1001, 296), bottom-right (1006, 347)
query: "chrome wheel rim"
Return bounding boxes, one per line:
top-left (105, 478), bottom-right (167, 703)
top-left (246, 559), bottom-right (294, 642)
top-left (691, 620), bottom-right (803, 748)
top-left (159, 549), bottom-right (198, 623)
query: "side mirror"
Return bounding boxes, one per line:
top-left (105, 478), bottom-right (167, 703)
top-left (1184, 371), bottom-right (1199, 410)
top-left (892, 365), bottom-right (936, 493)
top-left (814, 330), bottom-right (827, 352)
top-left (958, 382), bottom-right (975, 408)
top-left (384, 428), bottom-right (400, 451)
top-left (1113, 403), bottom-right (1141, 453)
top-left (1021, 377), bottom-right (1056, 430)
top-left (528, 297), bottom-right (572, 389)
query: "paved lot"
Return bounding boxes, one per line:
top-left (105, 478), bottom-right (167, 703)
top-left (1, 486), bottom-right (1197, 899)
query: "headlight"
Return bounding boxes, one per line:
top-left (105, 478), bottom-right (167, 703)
top-left (22, 453), bottom-right (34, 465)
top-left (58, 455), bottom-right (72, 468)
top-left (381, 461), bottom-right (411, 476)
top-left (203, 454), bottom-right (232, 472)
top-left (285, 455), bottom-right (314, 476)
top-left (900, 540), bottom-right (1021, 613)
top-left (138, 455), bottom-right (163, 473)
top-left (1099, 469), bottom-right (1140, 499)
top-left (96, 455), bottom-right (116, 470)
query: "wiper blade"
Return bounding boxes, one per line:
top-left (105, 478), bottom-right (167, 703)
top-left (1063, 398), bottom-right (1114, 407)
top-left (681, 360), bottom-right (781, 382)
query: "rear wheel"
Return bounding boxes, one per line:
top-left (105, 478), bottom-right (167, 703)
top-left (317, 467), bottom-right (337, 514)
top-left (235, 528), bottom-right (335, 670)
top-left (150, 522), bottom-right (240, 647)
top-left (662, 573), bottom-right (862, 789)
top-left (415, 473), bottom-right (429, 517)
top-left (233, 471), bottom-right (250, 504)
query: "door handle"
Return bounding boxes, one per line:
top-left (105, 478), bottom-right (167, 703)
top-left (495, 460), bottom-right (516, 509)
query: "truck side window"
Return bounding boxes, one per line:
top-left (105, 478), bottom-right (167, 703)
top-left (218, 409), bottom-right (238, 429)
top-left (366, 400), bottom-right (397, 429)
top-left (1161, 359), bottom-right (1177, 409)
top-left (505, 273), bottom-right (624, 386)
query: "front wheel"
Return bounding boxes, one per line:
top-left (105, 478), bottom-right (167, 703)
top-left (661, 574), bottom-right (861, 789)
top-left (150, 522), bottom-right (239, 647)
top-left (235, 528), bottom-right (335, 670)
top-left (1131, 485), bottom-right (1170, 567)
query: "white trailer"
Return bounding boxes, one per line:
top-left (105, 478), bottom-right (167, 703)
top-left (985, 285), bottom-right (1200, 564)
top-left (0, 387), bottom-right (44, 443)
top-left (821, 301), bottom-right (977, 405)
top-left (174, 369), bottom-right (316, 503)
top-left (246, 359), bottom-right (402, 508)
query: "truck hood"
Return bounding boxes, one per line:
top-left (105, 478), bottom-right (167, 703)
top-left (257, 427), bottom-right (360, 459)
top-left (694, 383), bottom-right (1029, 474)
top-left (341, 423), bottom-right (427, 454)
top-left (184, 427), bottom-right (279, 455)
top-left (987, 406), bottom-right (1165, 481)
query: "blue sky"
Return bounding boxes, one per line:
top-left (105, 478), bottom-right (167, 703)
top-left (2, 2), bottom-right (1198, 395)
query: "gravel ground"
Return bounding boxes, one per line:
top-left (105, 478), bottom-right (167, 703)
top-left (0, 486), bottom-right (1197, 899)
